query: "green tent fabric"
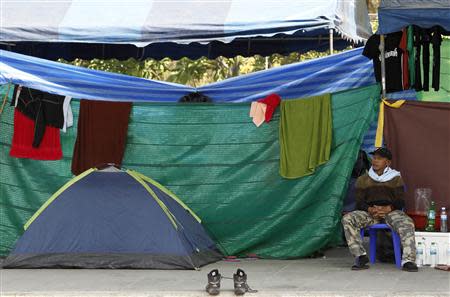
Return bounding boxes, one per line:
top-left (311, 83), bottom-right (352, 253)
top-left (279, 94), bottom-right (332, 179)
top-left (0, 84), bottom-right (380, 258)
top-left (417, 39), bottom-right (450, 103)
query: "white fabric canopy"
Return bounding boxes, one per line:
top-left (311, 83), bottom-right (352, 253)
top-left (0, 0), bottom-right (371, 46)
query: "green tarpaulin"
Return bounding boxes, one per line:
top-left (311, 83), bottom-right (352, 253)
top-left (0, 84), bottom-right (379, 258)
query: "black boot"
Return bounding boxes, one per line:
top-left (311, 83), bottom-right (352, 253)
top-left (233, 268), bottom-right (248, 295)
top-left (351, 255), bottom-right (369, 270)
top-left (206, 269), bottom-right (221, 295)
top-left (402, 262), bottom-right (418, 272)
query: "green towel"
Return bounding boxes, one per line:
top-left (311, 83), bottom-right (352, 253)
top-left (279, 94), bottom-right (332, 179)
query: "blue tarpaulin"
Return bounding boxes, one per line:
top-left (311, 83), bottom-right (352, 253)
top-left (0, 0), bottom-right (372, 60)
top-left (378, 0), bottom-right (450, 34)
top-left (0, 48), bottom-right (375, 103)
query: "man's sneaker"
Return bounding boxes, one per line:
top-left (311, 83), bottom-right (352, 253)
top-left (233, 268), bottom-right (250, 295)
top-left (402, 262), bottom-right (418, 272)
top-left (351, 255), bottom-right (370, 270)
top-left (206, 269), bottom-right (221, 295)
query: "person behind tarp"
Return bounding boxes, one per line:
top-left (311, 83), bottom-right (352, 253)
top-left (343, 150), bottom-right (371, 212)
top-left (179, 92), bottom-right (212, 103)
top-left (341, 147), bottom-right (418, 272)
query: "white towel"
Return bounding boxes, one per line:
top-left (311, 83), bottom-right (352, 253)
top-left (61, 96), bottom-right (73, 133)
top-left (368, 166), bottom-right (400, 182)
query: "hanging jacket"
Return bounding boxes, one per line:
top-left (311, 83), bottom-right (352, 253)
top-left (11, 86), bottom-right (65, 147)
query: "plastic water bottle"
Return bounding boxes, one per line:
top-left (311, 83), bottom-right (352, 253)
top-left (440, 207), bottom-right (448, 232)
top-left (425, 201), bottom-right (436, 231)
top-left (416, 242), bottom-right (424, 267)
top-left (430, 242), bottom-right (438, 267)
top-left (447, 245), bottom-right (450, 266)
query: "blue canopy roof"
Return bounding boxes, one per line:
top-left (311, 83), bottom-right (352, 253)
top-left (378, 0), bottom-right (450, 34)
top-left (0, 0), bottom-right (372, 60)
top-left (0, 48), bottom-right (376, 103)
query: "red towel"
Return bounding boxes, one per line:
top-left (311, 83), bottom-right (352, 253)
top-left (71, 100), bottom-right (132, 175)
top-left (10, 109), bottom-right (62, 160)
top-left (257, 94), bottom-right (281, 122)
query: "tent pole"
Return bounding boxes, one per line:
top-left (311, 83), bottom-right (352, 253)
top-left (380, 34), bottom-right (387, 97)
top-left (329, 29), bottom-right (334, 54)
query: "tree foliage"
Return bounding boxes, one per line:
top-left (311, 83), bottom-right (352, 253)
top-left (60, 48), bottom-right (352, 87)
top-left (58, 2), bottom-right (382, 86)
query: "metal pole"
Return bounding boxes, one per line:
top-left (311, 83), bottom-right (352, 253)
top-left (265, 57), bottom-right (269, 70)
top-left (329, 29), bottom-right (334, 54)
top-left (380, 34), bottom-right (387, 97)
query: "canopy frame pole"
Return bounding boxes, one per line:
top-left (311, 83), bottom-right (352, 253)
top-left (380, 34), bottom-right (387, 97)
top-left (329, 29), bottom-right (334, 54)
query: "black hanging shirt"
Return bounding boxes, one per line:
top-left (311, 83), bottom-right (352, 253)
top-left (431, 27), bottom-right (442, 91)
top-left (363, 32), bottom-right (404, 93)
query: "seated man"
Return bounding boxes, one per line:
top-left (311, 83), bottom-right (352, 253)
top-left (342, 147), bottom-right (418, 272)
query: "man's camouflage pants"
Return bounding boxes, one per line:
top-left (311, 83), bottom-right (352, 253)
top-left (342, 210), bottom-right (416, 264)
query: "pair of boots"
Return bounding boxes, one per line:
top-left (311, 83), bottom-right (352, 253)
top-left (206, 268), bottom-right (257, 295)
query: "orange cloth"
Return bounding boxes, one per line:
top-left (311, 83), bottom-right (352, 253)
top-left (249, 102), bottom-right (267, 127)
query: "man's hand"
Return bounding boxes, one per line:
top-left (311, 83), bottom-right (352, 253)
top-left (368, 205), bottom-right (393, 219)
top-left (373, 205), bottom-right (393, 219)
top-left (367, 206), bottom-right (382, 220)
top-left (368, 206), bottom-right (378, 218)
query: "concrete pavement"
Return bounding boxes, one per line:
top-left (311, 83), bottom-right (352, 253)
top-left (1, 247), bottom-right (449, 297)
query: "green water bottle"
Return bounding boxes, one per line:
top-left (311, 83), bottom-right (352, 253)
top-left (425, 201), bottom-right (436, 231)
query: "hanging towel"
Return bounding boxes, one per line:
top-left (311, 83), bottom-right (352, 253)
top-left (10, 109), bottom-right (62, 160)
top-left (368, 166), bottom-right (401, 183)
top-left (249, 102), bottom-right (267, 127)
top-left (374, 99), bottom-right (405, 148)
top-left (71, 100), bottom-right (132, 175)
top-left (279, 94), bottom-right (332, 179)
top-left (258, 94), bottom-right (280, 123)
top-left (61, 96), bottom-right (73, 133)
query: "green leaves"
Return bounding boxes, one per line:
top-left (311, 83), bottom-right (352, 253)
top-left (59, 48), bottom-right (350, 86)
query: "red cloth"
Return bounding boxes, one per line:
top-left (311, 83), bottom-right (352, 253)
top-left (71, 100), bottom-right (132, 175)
top-left (257, 94), bottom-right (281, 122)
top-left (400, 29), bottom-right (409, 90)
top-left (10, 109), bottom-right (62, 160)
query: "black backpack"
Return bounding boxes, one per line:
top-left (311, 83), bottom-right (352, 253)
top-left (352, 150), bottom-right (370, 178)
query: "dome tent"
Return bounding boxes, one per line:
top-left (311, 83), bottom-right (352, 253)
top-left (3, 166), bottom-right (222, 269)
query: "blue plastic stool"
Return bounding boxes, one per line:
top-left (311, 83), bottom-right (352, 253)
top-left (360, 223), bottom-right (402, 268)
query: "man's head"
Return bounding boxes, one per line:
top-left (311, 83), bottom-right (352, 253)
top-left (370, 147), bottom-right (392, 172)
